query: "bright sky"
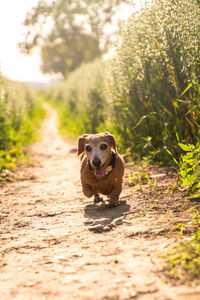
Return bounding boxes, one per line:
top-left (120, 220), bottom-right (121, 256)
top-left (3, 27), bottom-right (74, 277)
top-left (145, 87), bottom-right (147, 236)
top-left (0, 1), bottom-right (53, 83)
top-left (0, 0), bottom-right (142, 83)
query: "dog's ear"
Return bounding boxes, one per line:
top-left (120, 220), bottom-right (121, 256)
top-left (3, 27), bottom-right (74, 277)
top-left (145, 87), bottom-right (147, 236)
top-left (104, 132), bottom-right (117, 153)
top-left (78, 134), bottom-right (88, 155)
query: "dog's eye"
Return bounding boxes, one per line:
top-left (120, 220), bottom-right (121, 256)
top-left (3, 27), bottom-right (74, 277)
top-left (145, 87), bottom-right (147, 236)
top-left (100, 143), bottom-right (107, 150)
top-left (85, 145), bottom-right (92, 152)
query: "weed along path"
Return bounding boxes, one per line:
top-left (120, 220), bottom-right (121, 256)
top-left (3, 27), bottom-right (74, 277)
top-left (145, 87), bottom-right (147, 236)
top-left (0, 105), bottom-right (200, 300)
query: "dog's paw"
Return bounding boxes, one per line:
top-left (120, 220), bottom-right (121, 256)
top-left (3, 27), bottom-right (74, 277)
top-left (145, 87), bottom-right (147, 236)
top-left (108, 199), bottom-right (119, 208)
top-left (94, 195), bottom-right (103, 203)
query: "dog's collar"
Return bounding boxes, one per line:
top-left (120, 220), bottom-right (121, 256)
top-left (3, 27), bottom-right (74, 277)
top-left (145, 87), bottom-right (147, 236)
top-left (88, 152), bottom-right (117, 175)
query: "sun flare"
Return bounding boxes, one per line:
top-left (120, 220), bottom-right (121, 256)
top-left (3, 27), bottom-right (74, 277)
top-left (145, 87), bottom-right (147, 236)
top-left (0, 0), bottom-right (143, 83)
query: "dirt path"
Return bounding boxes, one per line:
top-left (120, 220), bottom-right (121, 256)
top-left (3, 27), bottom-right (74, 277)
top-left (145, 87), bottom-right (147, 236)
top-left (0, 105), bottom-right (200, 300)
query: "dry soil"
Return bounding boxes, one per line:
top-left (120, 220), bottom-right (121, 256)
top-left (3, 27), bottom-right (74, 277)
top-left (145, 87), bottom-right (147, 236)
top-left (0, 105), bottom-right (200, 300)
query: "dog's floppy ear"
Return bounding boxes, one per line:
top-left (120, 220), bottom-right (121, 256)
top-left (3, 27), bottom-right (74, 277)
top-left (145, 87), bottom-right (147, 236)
top-left (78, 134), bottom-right (88, 155)
top-left (104, 132), bottom-right (117, 154)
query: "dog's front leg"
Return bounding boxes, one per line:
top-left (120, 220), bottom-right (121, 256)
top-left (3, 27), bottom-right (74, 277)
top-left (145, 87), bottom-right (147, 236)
top-left (82, 183), bottom-right (95, 198)
top-left (108, 183), bottom-right (122, 207)
top-left (94, 192), bottom-right (103, 203)
top-left (108, 196), bottom-right (119, 207)
top-left (82, 184), bottom-right (102, 203)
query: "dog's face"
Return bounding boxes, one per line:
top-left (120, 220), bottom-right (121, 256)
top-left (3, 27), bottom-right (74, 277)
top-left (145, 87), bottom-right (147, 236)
top-left (78, 132), bottom-right (117, 177)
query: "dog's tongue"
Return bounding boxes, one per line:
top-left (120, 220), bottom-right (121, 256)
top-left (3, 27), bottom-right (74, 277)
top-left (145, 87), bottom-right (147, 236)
top-left (94, 168), bottom-right (105, 177)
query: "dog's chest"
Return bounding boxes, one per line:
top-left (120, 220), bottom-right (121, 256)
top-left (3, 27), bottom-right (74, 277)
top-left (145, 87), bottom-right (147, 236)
top-left (86, 172), bottom-right (114, 195)
top-left (93, 179), bottom-right (113, 195)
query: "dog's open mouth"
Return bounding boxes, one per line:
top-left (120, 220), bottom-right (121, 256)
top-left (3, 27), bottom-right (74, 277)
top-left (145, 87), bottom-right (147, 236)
top-left (94, 167), bottom-right (105, 177)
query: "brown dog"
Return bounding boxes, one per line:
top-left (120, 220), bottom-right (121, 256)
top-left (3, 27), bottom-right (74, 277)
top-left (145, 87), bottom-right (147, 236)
top-left (78, 132), bottom-right (125, 207)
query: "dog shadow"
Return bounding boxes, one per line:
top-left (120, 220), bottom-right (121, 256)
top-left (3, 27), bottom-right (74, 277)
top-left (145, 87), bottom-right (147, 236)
top-left (84, 200), bottom-right (131, 233)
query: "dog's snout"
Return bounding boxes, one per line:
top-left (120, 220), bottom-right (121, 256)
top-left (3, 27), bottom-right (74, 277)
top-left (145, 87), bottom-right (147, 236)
top-left (92, 157), bottom-right (101, 167)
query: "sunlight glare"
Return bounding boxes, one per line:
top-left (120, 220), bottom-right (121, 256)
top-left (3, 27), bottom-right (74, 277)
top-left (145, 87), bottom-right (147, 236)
top-left (0, 0), bottom-right (143, 83)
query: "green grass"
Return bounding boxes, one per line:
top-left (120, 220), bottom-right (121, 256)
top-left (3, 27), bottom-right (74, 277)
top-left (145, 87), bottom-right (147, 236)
top-left (45, 0), bottom-right (200, 164)
top-left (163, 143), bottom-right (200, 282)
top-left (109, 0), bottom-right (200, 163)
top-left (48, 98), bottom-right (84, 139)
top-left (166, 209), bottom-right (200, 282)
top-left (0, 82), bottom-right (46, 179)
top-left (168, 230), bottom-right (200, 281)
top-left (45, 59), bottom-right (108, 138)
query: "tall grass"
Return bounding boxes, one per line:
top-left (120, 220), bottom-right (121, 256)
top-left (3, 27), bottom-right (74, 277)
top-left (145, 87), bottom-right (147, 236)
top-left (109, 0), bottom-right (200, 162)
top-left (46, 59), bottom-right (108, 138)
top-left (0, 75), bottom-right (45, 177)
top-left (46, 0), bottom-right (200, 164)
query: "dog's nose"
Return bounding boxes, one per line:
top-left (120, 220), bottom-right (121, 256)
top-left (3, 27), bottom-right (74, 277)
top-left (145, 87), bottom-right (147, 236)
top-left (92, 157), bottom-right (101, 167)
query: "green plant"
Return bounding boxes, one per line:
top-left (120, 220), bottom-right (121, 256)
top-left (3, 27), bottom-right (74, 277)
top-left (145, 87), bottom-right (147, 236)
top-left (0, 77), bottom-right (45, 178)
top-left (167, 230), bottom-right (200, 281)
top-left (128, 171), bottom-right (151, 186)
top-left (46, 0), bottom-right (200, 166)
top-left (178, 143), bottom-right (200, 197)
top-left (135, 200), bottom-right (159, 217)
top-left (167, 209), bottom-right (200, 281)
top-left (109, 0), bottom-right (200, 163)
top-left (45, 59), bottom-right (108, 137)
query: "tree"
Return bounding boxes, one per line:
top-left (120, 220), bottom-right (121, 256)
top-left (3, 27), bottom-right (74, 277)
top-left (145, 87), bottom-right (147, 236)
top-left (19, 0), bottom-right (131, 77)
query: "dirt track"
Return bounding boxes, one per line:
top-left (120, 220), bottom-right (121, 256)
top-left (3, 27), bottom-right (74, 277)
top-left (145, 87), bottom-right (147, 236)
top-left (0, 105), bottom-right (200, 299)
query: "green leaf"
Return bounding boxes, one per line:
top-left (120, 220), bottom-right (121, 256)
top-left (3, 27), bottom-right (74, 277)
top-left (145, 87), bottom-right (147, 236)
top-left (188, 193), bottom-right (200, 200)
top-left (166, 149), bottom-right (178, 165)
top-left (178, 143), bottom-right (195, 152)
top-left (178, 83), bottom-right (192, 98)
